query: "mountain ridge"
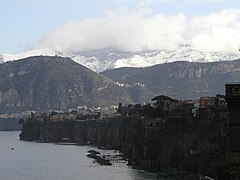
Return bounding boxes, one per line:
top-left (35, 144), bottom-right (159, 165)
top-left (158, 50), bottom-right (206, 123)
top-left (0, 56), bottom-right (133, 113)
top-left (1, 45), bottom-right (240, 72)
top-left (101, 59), bottom-right (240, 100)
top-left (1, 55), bottom-right (240, 114)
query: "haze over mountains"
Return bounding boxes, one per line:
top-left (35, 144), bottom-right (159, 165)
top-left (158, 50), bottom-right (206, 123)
top-left (1, 45), bottom-right (240, 72)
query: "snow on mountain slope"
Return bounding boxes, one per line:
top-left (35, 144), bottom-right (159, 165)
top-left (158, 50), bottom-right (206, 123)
top-left (1, 45), bottom-right (240, 72)
top-left (1, 48), bottom-right (56, 62)
top-left (56, 45), bottom-right (240, 72)
top-left (0, 55), bottom-right (4, 63)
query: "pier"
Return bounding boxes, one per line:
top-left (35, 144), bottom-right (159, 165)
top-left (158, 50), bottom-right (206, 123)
top-left (102, 154), bottom-right (127, 163)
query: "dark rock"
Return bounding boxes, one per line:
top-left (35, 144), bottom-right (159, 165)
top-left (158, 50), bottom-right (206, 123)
top-left (87, 150), bottom-right (101, 154)
top-left (86, 153), bottom-right (112, 166)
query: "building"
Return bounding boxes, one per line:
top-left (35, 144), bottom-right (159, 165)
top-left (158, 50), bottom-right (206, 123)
top-left (199, 97), bottom-right (219, 110)
top-left (99, 107), bottom-right (120, 120)
top-left (223, 84), bottom-right (240, 179)
top-left (77, 106), bottom-right (87, 115)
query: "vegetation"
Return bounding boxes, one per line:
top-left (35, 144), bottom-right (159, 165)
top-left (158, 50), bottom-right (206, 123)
top-left (0, 56), bottom-right (133, 113)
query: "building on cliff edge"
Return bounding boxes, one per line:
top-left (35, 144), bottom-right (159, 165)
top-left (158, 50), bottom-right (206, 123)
top-left (219, 84), bottom-right (240, 180)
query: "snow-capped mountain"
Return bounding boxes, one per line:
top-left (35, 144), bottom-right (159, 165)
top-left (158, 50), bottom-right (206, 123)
top-left (0, 48), bottom-right (56, 62)
top-left (1, 45), bottom-right (240, 72)
top-left (0, 55), bottom-right (4, 63)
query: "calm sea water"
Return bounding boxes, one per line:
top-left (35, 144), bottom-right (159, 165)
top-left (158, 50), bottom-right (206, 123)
top-left (0, 131), bottom-right (160, 180)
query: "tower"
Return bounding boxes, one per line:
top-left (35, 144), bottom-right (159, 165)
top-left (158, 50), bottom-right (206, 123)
top-left (225, 84), bottom-right (240, 179)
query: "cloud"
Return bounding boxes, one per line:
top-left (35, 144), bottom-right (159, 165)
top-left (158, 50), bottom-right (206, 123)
top-left (187, 8), bottom-right (240, 52)
top-left (31, 8), bottom-right (240, 53)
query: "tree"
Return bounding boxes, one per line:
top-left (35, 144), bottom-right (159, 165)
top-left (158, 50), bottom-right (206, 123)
top-left (18, 118), bottom-right (25, 125)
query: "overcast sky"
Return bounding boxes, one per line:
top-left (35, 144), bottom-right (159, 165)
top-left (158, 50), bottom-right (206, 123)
top-left (1, 0), bottom-right (240, 54)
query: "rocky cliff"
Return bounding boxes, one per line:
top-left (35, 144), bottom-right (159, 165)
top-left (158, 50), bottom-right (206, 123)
top-left (125, 114), bottom-right (228, 176)
top-left (20, 105), bottom-right (229, 179)
top-left (20, 118), bottom-right (123, 149)
top-left (101, 60), bottom-right (240, 100)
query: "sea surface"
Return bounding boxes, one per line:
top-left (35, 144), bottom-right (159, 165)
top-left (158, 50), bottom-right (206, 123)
top-left (0, 131), bottom-right (160, 180)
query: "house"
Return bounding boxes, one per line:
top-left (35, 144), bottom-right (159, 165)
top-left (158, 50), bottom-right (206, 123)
top-left (199, 97), bottom-right (219, 110)
top-left (99, 106), bottom-right (121, 120)
top-left (77, 106), bottom-right (87, 115)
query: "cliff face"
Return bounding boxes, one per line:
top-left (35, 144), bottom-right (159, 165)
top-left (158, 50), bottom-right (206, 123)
top-left (20, 118), bottom-right (123, 149)
top-left (0, 56), bottom-right (132, 113)
top-left (101, 60), bottom-right (240, 100)
top-left (96, 118), bottom-right (123, 148)
top-left (20, 121), bottom-right (41, 141)
top-left (119, 111), bottom-right (228, 178)
top-left (20, 106), bottom-right (229, 178)
top-left (32, 120), bottom-right (99, 144)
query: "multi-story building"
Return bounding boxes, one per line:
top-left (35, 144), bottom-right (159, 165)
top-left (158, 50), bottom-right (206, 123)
top-left (222, 84), bottom-right (240, 179)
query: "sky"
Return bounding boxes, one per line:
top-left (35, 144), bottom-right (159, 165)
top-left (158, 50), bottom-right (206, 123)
top-left (1, 0), bottom-right (240, 54)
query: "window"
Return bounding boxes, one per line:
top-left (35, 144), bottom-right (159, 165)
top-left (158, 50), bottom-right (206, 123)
top-left (148, 121), bottom-right (152, 127)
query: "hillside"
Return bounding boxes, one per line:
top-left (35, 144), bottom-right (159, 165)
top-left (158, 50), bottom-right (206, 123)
top-left (1, 56), bottom-right (240, 114)
top-left (101, 60), bottom-right (240, 100)
top-left (0, 56), bottom-right (133, 113)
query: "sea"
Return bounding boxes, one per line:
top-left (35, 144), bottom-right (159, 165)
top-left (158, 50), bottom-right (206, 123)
top-left (0, 131), bottom-right (161, 180)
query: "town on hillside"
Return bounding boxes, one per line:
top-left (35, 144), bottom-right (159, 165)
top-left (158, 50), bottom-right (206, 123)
top-left (19, 94), bottom-right (227, 123)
